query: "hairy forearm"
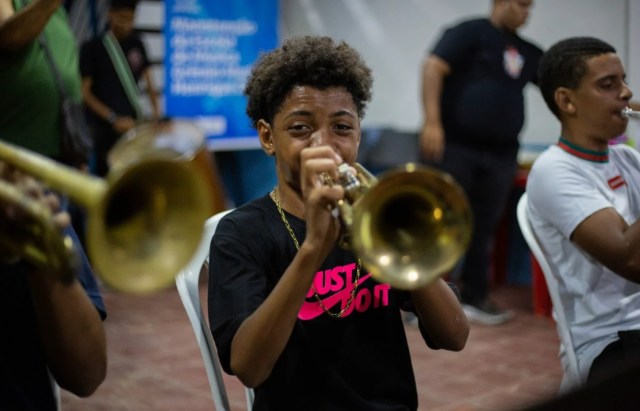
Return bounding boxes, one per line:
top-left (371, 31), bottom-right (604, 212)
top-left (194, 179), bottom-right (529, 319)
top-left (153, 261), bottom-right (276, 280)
top-left (410, 278), bottom-right (469, 351)
top-left (0, 0), bottom-right (62, 51)
top-left (28, 273), bottom-right (106, 397)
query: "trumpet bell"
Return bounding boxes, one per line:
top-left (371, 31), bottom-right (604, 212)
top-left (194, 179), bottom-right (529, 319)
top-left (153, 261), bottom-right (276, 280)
top-left (349, 164), bottom-right (472, 290)
top-left (109, 120), bottom-right (227, 215)
top-left (88, 158), bottom-right (212, 294)
top-left (90, 121), bottom-right (218, 294)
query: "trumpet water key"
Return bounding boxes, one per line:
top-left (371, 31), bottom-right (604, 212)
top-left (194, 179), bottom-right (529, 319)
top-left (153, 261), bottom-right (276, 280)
top-left (334, 162), bottom-right (473, 290)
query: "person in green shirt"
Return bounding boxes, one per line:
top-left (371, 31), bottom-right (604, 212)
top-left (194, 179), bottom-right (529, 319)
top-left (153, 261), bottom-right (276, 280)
top-left (0, 0), bottom-right (83, 159)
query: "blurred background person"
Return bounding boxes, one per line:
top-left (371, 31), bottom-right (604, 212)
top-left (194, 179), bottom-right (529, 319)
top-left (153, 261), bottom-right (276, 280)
top-left (420, 0), bottom-right (543, 325)
top-left (80, 0), bottom-right (159, 177)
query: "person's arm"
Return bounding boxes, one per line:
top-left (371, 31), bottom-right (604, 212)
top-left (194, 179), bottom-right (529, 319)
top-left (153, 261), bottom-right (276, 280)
top-left (81, 76), bottom-right (135, 134)
top-left (81, 76), bottom-right (115, 124)
top-left (0, 0), bottom-right (61, 51)
top-left (528, 154), bottom-right (640, 283)
top-left (143, 67), bottom-right (160, 121)
top-left (229, 146), bottom-right (344, 388)
top-left (28, 268), bottom-right (107, 397)
top-left (136, 38), bottom-right (160, 122)
top-left (420, 54), bottom-right (450, 161)
top-left (571, 209), bottom-right (640, 284)
top-left (410, 278), bottom-right (469, 351)
top-left (1, 164), bottom-right (107, 397)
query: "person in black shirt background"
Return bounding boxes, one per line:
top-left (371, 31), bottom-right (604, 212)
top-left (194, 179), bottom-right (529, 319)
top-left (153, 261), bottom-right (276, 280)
top-left (79, 0), bottom-right (159, 177)
top-left (420, 0), bottom-right (543, 325)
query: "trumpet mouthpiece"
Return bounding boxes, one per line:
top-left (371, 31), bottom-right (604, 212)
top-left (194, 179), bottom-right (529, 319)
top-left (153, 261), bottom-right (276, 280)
top-left (622, 107), bottom-right (640, 119)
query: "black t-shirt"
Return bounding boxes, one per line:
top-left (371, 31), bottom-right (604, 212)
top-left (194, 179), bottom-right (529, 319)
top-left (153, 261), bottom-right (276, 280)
top-left (79, 31), bottom-right (150, 125)
top-left (432, 18), bottom-right (543, 149)
top-left (0, 262), bottom-right (56, 411)
top-left (209, 195), bottom-right (439, 411)
top-left (0, 227), bottom-right (106, 410)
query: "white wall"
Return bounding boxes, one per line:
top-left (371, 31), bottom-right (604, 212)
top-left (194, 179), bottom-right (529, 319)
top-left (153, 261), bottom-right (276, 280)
top-left (280, 0), bottom-right (630, 147)
top-left (137, 0), bottom-right (634, 148)
top-left (629, 0), bottom-right (640, 93)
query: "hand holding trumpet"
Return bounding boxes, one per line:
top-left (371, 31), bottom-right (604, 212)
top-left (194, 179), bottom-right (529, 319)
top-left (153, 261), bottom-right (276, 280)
top-left (0, 161), bottom-right (70, 227)
top-left (278, 144), bottom-right (473, 290)
top-left (0, 161), bottom-right (76, 280)
top-left (297, 146), bottom-right (346, 258)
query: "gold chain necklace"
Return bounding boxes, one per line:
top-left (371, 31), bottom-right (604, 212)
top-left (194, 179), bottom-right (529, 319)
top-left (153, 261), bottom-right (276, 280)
top-left (270, 188), bottom-right (361, 318)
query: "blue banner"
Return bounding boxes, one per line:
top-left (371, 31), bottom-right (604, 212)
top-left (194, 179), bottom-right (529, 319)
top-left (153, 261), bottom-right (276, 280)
top-left (164, 0), bottom-right (278, 150)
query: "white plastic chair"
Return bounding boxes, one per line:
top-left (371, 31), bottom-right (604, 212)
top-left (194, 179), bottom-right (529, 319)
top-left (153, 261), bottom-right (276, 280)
top-left (516, 193), bottom-right (582, 392)
top-left (48, 369), bottom-right (61, 410)
top-left (175, 209), bottom-right (254, 410)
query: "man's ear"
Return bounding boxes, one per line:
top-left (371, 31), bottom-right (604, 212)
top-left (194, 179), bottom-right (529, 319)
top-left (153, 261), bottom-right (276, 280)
top-left (555, 87), bottom-right (576, 115)
top-left (257, 119), bottom-right (275, 156)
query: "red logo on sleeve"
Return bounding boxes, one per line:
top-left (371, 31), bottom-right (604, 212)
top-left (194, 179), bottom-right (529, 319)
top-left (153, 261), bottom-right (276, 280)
top-left (608, 175), bottom-right (626, 189)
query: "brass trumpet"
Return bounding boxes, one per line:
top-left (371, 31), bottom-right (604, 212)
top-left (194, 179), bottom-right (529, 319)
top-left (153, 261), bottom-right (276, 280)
top-left (336, 163), bottom-right (472, 290)
top-left (0, 121), bottom-right (214, 294)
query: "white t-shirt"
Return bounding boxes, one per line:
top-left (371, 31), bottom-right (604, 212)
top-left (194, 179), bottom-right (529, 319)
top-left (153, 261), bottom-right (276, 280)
top-left (526, 143), bottom-right (640, 382)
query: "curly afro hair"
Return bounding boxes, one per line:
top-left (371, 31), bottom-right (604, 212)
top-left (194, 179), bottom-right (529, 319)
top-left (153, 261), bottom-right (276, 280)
top-left (244, 35), bottom-right (373, 128)
top-left (538, 37), bottom-right (616, 119)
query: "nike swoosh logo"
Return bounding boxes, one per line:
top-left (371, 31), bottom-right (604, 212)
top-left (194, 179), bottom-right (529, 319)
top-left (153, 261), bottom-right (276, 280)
top-left (298, 273), bottom-right (372, 320)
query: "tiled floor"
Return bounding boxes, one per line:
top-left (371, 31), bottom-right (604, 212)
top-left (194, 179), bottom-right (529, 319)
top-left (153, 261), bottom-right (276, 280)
top-left (61, 282), bottom-right (563, 411)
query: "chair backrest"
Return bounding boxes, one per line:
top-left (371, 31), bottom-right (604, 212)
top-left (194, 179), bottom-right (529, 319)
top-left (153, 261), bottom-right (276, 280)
top-left (516, 193), bottom-right (582, 392)
top-left (175, 209), bottom-right (254, 410)
top-left (48, 369), bottom-right (61, 410)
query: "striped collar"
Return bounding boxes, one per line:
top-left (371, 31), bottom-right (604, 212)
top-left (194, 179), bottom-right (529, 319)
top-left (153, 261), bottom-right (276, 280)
top-left (557, 137), bottom-right (609, 163)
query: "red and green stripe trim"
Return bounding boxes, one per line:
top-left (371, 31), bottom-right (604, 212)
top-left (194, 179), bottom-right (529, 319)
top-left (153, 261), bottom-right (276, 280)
top-left (557, 137), bottom-right (609, 163)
